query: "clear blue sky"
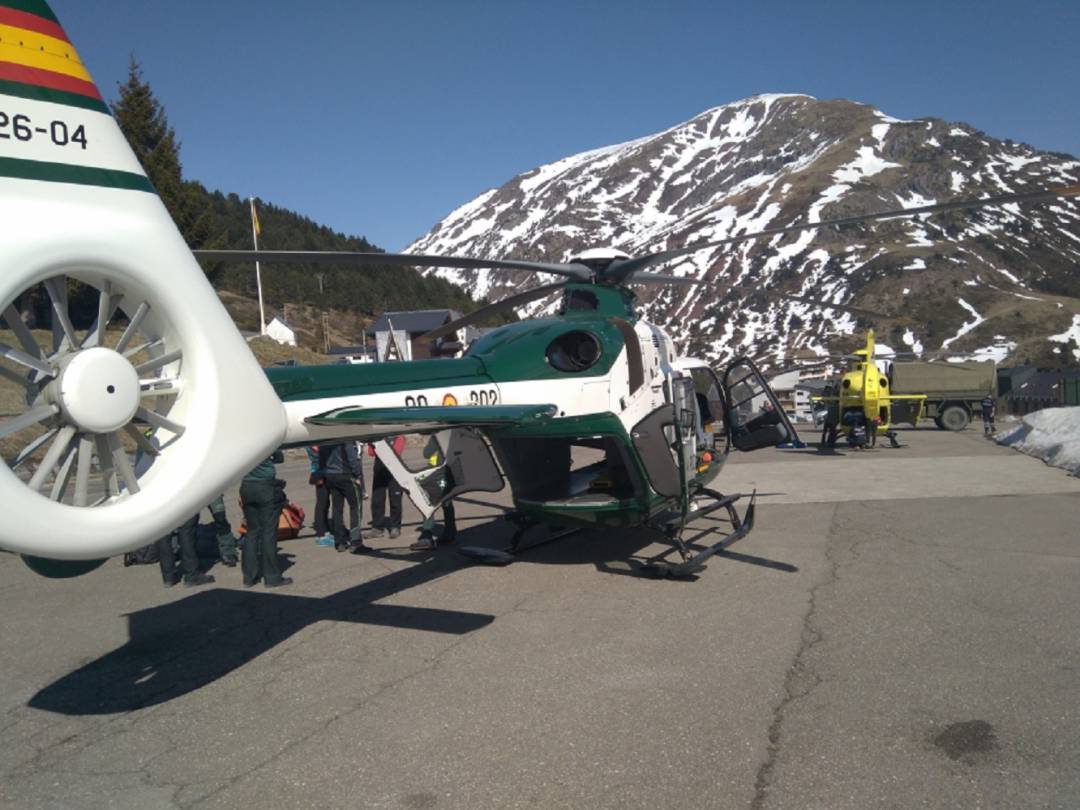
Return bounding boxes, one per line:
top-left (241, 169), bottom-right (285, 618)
top-left (51, 0), bottom-right (1080, 251)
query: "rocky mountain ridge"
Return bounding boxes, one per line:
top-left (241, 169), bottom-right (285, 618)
top-left (407, 94), bottom-right (1080, 367)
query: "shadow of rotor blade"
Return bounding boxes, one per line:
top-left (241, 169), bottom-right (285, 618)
top-left (29, 559), bottom-right (493, 716)
top-left (715, 549), bottom-right (799, 573)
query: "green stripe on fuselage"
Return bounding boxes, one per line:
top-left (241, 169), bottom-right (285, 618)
top-left (0, 156), bottom-right (154, 192)
top-left (266, 357), bottom-right (493, 401)
top-left (0, 79), bottom-right (109, 114)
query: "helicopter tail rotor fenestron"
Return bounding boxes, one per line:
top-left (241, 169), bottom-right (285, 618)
top-left (0, 0), bottom-right (287, 562)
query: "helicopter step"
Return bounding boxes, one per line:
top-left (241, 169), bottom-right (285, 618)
top-left (458, 518), bottom-right (582, 565)
top-left (642, 489), bottom-right (757, 578)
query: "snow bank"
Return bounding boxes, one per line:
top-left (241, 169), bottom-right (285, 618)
top-left (995, 407), bottom-right (1080, 477)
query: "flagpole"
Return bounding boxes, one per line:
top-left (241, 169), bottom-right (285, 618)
top-left (250, 196), bottom-right (266, 335)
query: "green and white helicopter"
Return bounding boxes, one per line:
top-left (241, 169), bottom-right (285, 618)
top-left (1, 0), bottom-right (1077, 578)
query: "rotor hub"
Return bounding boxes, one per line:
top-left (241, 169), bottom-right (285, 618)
top-left (54, 347), bottom-right (140, 434)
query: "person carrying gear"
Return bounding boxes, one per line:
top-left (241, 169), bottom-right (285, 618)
top-left (410, 436), bottom-right (457, 552)
top-left (981, 394), bottom-right (997, 436)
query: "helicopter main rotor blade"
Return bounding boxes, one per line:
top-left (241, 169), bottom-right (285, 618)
top-left (605, 184), bottom-right (1080, 280)
top-left (419, 281), bottom-right (569, 342)
top-left (626, 272), bottom-right (704, 284)
top-left (193, 250), bottom-right (593, 281)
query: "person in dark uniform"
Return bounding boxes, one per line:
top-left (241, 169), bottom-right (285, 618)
top-left (157, 514), bottom-right (215, 588)
top-left (207, 495), bottom-right (239, 566)
top-left (319, 441), bottom-right (366, 553)
top-left (240, 450), bottom-right (290, 588)
top-left (981, 394), bottom-right (997, 436)
top-left (819, 389), bottom-right (839, 449)
top-left (368, 436), bottom-right (404, 540)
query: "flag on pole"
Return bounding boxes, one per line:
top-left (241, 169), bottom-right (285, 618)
top-left (250, 199), bottom-right (262, 237)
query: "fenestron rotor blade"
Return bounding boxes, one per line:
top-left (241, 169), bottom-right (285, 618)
top-left (122, 337), bottom-right (164, 359)
top-left (135, 406), bottom-right (185, 436)
top-left (43, 278), bottom-right (79, 350)
top-left (10, 427), bottom-right (58, 470)
top-left (134, 349), bottom-right (181, 376)
top-left (420, 281), bottom-right (569, 342)
top-left (74, 435), bottom-right (94, 507)
top-left (49, 443), bottom-right (78, 502)
top-left (28, 425), bottom-right (76, 492)
top-left (115, 302), bottom-right (150, 354)
top-left (0, 362), bottom-right (30, 388)
top-left (0, 341), bottom-right (55, 377)
top-left (94, 434), bottom-right (119, 497)
top-left (193, 250), bottom-right (593, 280)
top-left (2, 305), bottom-right (43, 360)
top-left (83, 287), bottom-right (122, 349)
top-left (606, 184), bottom-right (1080, 279)
top-left (124, 424), bottom-right (160, 456)
top-left (0, 403), bottom-right (58, 440)
top-left (104, 431), bottom-right (139, 494)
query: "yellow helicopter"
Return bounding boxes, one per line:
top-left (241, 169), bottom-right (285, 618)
top-left (814, 330), bottom-right (926, 448)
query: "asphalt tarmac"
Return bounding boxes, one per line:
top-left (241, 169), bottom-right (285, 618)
top-left (1, 428), bottom-right (1078, 809)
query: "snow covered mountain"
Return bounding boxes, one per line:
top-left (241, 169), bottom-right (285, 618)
top-left (407, 95), bottom-right (1080, 367)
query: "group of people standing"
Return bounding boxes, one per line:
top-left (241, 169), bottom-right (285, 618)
top-left (154, 435), bottom-right (458, 591)
top-left (155, 450), bottom-right (292, 589)
top-left (307, 435), bottom-right (456, 554)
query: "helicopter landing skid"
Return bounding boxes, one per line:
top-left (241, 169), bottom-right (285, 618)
top-left (458, 519), bottom-right (582, 566)
top-left (642, 488), bottom-right (757, 578)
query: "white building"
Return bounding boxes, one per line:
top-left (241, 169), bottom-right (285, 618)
top-left (265, 316), bottom-right (297, 347)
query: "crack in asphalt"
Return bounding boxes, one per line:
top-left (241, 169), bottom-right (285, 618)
top-left (750, 503), bottom-right (841, 810)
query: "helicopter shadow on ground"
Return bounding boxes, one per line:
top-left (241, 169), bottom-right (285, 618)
top-left (447, 508), bottom-right (800, 580)
top-left (30, 503), bottom-right (795, 716)
top-left (28, 552), bottom-right (493, 717)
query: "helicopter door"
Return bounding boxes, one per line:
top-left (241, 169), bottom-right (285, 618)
top-left (722, 358), bottom-right (798, 452)
top-left (373, 428), bottom-right (504, 519)
top-left (630, 405), bottom-right (682, 497)
top-left (671, 376), bottom-right (699, 485)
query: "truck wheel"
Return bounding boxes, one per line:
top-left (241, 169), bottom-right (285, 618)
top-left (933, 416), bottom-right (944, 430)
top-left (940, 405), bottom-right (970, 431)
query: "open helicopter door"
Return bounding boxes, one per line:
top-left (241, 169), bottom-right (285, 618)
top-left (723, 358), bottom-right (799, 451)
top-left (670, 376), bottom-right (700, 486)
top-left (372, 428), bottom-right (504, 519)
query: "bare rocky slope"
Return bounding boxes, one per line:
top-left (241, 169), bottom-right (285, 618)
top-left (407, 95), bottom-right (1080, 368)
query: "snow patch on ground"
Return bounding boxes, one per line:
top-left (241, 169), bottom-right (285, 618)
top-left (996, 407), bottom-right (1080, 477)
top-left (1050, 314), bottom-right (1080, 359)
top-left (833, 147), bottom-right (901, 184)
top-left (942, 298), bottom-right (986, 349)
top-left (902, 328), bottom-right (924, 355)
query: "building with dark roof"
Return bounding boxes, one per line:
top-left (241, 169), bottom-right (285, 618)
top-left (364, 309), bottom-right (475, 360)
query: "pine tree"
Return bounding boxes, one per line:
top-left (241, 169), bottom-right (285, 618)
top-left (110, 56), bottom-right (188, 229)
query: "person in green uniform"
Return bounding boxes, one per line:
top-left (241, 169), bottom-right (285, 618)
top-left (240, 450), bottom-right (291, 588)
top-left (157, 513), bottom-right (215, 588)
top-left (207, 495), bottom-right (239, 565)
top-left (410, 435), bottom-right (457, 551)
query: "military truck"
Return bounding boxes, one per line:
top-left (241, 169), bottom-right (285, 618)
top-left (887, 361), bottom-right (996, 431)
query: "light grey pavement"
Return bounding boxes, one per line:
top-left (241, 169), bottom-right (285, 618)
top-left (1, 428), bottom-right (1078, 808)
